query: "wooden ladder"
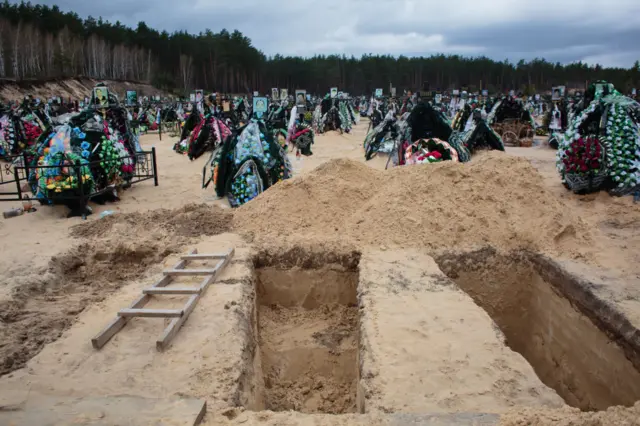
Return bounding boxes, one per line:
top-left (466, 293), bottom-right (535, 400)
top-left (92, 247), bottom-right (234, 351)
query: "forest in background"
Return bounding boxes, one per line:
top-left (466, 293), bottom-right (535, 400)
top-left (1, 1), bottom-right (640, 95)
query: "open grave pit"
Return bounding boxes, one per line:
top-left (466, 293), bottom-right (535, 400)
top-left (248, 249), bottom-right (361, 414)
top-left (435, 247), bottom-right (640, 412)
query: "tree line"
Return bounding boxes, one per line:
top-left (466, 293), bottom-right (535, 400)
top-left (1, 1), bottom-right (639, 95)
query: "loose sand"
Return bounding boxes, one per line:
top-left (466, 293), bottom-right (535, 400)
top-left (256, 265), bottom-right (360, 414)
top-left (0, 122), bottom-right (639, 425)
top-left (234, 150), bottom-right (593, 258)
top-left (0, 78), bottom-right (167, 102)
top-left (0, 203), bottom-right (232, 375)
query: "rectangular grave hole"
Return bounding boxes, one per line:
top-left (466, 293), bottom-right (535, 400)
top-left (250, 259), bottom-right (360, 414)
top-left (436, 249), bottom-right (640, 412)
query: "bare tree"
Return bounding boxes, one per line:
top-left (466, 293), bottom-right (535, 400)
top-left (179, 54), bottom-right (193, 90)
top-left (0, 18), bottom-right (6, 78)
top-left (12, 21), bottom-right (21, 79)
top-left (44, 32), bottom-right (54, 76)
top-left (147, 49), bottom-right (151, 81)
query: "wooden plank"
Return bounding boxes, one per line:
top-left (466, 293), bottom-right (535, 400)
top-left (151, 275), bottom-right (173, 288)
top-left (163, 268), bottom-right (219, 276)
top-left (118, 308), bottom-right (183, 318)
top-left (91, 248), bottom-right (198, 350)
top-left (167, 248), bottom-right (197, 275)
top-left (194, 400), bottom-right (207, 426)
top-left (199, 249), bottom-right (235, 292)
top-left (143, 287), bottom-right (201, 295)
top-left (157, 294), bottom-right (199, 351)
top-left (91, 293), bottom-right (150, 349)
top-left (156, 249), bottom-right (235, 351)
top-left (197, 275), bottom-right (213, 291)
top-left (180, 253), bottom-right (228, 260)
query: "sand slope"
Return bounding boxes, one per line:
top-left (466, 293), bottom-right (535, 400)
top-left (234, 151), bottom-right (593, 260)
top-left (0, 77), bottom-right (168, 102)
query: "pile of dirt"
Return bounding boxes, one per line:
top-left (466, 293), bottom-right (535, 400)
top-left (0, 241), bottom-right (174, 376)
top-left (70, 203), bottom-right (233, 239)
top-left (234, 152), bottom-right (593, 258)
top-left (0, 77), bottom-right (167, 102)
top-left (0, 204), bottom-right (231, 376)
top-left (500, 401), bottom-right (640, 425)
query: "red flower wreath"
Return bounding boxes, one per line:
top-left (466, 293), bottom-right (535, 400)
top-left (563, 136), bottom-right (602, 175)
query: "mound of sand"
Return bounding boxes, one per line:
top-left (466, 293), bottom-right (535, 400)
top-left (70, 203), bottom-right (232, 239)
top-left (233, 152), bottom-right (592, 257)
top-left (501, 400), bottom-right (640, 425)
top-left (0, 78), bottom-right (166, 102)
top-left (0, 204), bottom-right (232, 376)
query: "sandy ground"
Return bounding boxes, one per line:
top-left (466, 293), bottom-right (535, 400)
top-left (1, 120), bottom-right (640, 425)
top-left (0, 124), bottom-right (384, 301)
top-left (510, 143), bottom-right (640, 273)
top-left (0, 133), bottom-right (218, 299)
top-left (0, 78), bottom-right (167, 102)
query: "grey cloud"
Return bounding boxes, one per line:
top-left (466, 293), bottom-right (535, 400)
top-left (12, 0), bottom-right (640, 67)
top-left (446, 23), bottom-right (640, 54)
top-left (42, 0), bottom-right (148, 23)
top-left (354, 16), bottom-right (640, 66)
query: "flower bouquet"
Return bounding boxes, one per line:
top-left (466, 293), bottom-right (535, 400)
top-left (562, 135), bottom-right (607, 193)
top-left (404, 138), bottom-right (459, 165)
top-left (32, 151), bottom-right (94, 201)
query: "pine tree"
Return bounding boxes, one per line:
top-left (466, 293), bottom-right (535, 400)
top-left (0, 1), bottom-right (638, 93)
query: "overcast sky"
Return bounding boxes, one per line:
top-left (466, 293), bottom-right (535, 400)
top-left (26, 0), bottom-right (640, 67)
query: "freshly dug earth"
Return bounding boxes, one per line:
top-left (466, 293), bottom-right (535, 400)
top-left (234, 152), bottom-right (593, 259)
top-left (70, 203), bottom-right (231, 239)
top-left (0, 204), bottom-right (231, 376)
top-left (230, 148), bottom-right (640, 423)
top-left (255, 266), bottom-right (359, 414)
top-left (258, 304), bottom-right (358, 414)
top-left (500, 401), bottom-right (640, 425)
top-left (3, 123), bottom-right (640, 426)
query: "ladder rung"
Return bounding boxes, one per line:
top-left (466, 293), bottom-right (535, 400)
top-left (143, 287), bottom-right (201, 295)
top-left (180, 253), bottom-right (229, 260)
top-left (163, 269), bottom-right (218, 276)
top-left (118, 308), bottom-right (183, 318)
